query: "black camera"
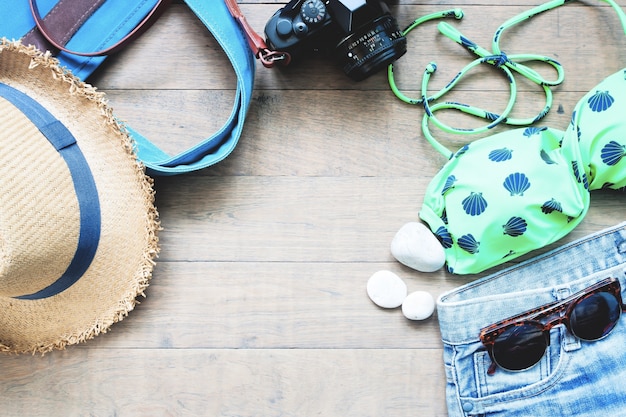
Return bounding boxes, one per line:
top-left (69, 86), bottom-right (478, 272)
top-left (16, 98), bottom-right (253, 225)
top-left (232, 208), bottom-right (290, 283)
top-left (264, 0), bottom-right (407, 81)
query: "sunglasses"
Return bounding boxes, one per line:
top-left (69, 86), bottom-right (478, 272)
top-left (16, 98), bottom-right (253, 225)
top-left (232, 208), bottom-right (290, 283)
top-left (479, 277), bottom-right (625, 375)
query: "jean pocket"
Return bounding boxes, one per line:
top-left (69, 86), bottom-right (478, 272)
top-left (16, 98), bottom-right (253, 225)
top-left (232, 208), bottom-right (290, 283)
top-left (472, 328), bottom-right (567, 399)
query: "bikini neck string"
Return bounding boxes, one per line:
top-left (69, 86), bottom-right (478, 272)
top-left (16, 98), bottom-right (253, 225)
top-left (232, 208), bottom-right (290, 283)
top-left (388, 0), bottom-right (626, 159)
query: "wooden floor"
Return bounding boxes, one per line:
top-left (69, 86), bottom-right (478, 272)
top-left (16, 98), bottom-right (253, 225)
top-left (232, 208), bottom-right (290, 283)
top-left (2, 1), bottom-right (626, 416)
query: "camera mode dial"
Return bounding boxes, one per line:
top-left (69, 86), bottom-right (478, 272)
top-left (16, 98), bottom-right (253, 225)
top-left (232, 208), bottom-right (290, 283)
top-left (300, 0), bottom-right (326, 25)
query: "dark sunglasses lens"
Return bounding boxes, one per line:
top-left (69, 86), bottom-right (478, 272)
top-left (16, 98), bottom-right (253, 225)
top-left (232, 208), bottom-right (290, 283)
top-left (570, 292), bottom-right (621, 340)
top-left (492, 323), bottom-right (547, 371)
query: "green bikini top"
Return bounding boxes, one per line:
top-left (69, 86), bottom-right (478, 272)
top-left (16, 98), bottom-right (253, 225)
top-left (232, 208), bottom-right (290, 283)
top-left (389, 0), bottom-right (626, 274)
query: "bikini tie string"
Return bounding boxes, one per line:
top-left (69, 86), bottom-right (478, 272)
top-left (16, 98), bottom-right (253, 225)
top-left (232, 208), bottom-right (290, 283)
top-left (388, 8), bottom-right (566, 158)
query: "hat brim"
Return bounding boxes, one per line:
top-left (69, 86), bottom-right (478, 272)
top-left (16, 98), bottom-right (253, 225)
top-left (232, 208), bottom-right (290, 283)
top-left (0, 40), bottom-right (159, 354)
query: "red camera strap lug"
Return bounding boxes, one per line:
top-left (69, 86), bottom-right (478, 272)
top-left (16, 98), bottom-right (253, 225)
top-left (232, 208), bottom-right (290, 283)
top-left (225, 0), bottom-right (290, 68)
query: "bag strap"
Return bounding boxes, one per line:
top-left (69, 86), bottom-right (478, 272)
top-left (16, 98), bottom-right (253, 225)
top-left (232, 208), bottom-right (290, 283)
top-left (126, 0), bottom-right (256, 175)
top-left (26, 0), bottom-right (172, 57)
top-left (22, 0), bottom-right (107, 54)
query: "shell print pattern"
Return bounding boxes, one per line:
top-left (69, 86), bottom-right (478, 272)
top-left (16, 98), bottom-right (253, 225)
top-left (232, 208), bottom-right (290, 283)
top-left (502, 216), bottom-right (527, 237)
top-left (503, 172), bottom-right (531, 196)
top-left (540, 149), bottom-right (557, 164)
top-left (600, 141), bottom-right (626, 166)
top-left (587, 90), bottom-right (615, 112)
top-left (570, 110), bottom-right (577, 128)
top-left (523, 126), bottom-right (547, 138)
top-left (571, 161), bottom-right (589, 190)
top-left (442, 175), bottom-right (457, 194)
top-left (570, 112), bottom-right (581, 141)
top-left (434, 226), bottom-right (453, 249)
top-left (488, 148), bottom-right (513, 162)
top-left (572, 161), bottom-right (582, 182)
top-left (541, 198), bottom-right (563, 214)
top-left (458, 234), bottom-right (480, 254)
top-left (454, 144), bottom-right (470, 158)
top-left (441, 209), bottom-right (448, 225)
top-left (462, 192), bottom-right (488, 216)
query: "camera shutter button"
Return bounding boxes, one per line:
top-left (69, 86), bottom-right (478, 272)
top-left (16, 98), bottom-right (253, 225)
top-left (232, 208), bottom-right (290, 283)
top-left (276, 18), bottom-right (293, 37)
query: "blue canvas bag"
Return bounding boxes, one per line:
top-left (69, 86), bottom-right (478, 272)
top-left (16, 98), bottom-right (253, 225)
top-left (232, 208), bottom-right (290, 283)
top-left (0, 0), bottom-right (256, 175)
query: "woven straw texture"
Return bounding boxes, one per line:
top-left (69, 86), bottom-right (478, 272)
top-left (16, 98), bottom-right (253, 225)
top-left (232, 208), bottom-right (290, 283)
top-left (0, 40), bottom-right (160, 354)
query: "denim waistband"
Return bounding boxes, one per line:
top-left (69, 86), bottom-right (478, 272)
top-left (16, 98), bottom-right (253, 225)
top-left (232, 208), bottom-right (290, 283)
top-left (437, 222), bottom-right (626, 345)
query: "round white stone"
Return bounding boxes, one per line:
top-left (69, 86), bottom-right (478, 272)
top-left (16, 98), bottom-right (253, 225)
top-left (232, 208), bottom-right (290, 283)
top-left (366, 270), bottom-right (407, 308)
top-left (391, 222), bottom-right (446, 272)
top-left (402, 290), bottom-right (435, 320)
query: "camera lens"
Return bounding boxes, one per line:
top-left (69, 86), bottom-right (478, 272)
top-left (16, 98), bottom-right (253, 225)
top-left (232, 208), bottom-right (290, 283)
top-left (334, 15), bottom-right (407, 81)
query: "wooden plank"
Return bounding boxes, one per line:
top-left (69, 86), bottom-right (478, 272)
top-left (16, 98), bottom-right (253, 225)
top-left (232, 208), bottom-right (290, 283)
top-left (78, 261), bottom-right (455, 349)
top-left (0, 349), bottom-right (448, 417)
top-left (152, 176), bottom-right (625, 263)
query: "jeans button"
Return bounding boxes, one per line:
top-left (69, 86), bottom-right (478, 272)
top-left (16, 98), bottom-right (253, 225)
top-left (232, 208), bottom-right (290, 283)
top-left (462, 402), bottom-right (474, 412)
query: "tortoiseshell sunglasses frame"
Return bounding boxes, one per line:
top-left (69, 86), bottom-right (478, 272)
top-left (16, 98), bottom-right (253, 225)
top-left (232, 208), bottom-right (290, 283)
top-left (479, 277), bottom-right (624, 374)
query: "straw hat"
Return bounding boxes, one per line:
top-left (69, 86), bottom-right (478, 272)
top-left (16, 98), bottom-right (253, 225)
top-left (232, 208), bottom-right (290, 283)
top-left (0, 39), bottom-right (160, 354)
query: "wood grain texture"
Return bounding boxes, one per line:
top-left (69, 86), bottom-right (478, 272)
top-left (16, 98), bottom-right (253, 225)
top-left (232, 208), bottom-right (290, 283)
top-left (2, 1), bottom-right (625, 416)
top-left (0, 349), bottom-right (448, 417)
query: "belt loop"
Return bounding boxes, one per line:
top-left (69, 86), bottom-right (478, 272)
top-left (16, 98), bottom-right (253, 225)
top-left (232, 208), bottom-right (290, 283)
top-left (555, 286), bottom-right (570, 301)
top-left (563, 328), bottom-right (582, 352)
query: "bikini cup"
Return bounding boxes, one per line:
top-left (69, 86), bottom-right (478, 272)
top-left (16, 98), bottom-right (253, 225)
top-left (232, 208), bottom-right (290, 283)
top-left (419, 68), bottom-right (626, 274)
top-left (390, 0), bottom-right (626, 274)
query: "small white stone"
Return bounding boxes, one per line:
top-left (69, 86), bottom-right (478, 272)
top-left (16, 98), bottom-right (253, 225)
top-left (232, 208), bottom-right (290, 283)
top-left (402, 291), bottom-right (435, 320)
top-left (366, 270), bottom-right (407, 309)
top-left (391, 222), bottom-right (446, 272)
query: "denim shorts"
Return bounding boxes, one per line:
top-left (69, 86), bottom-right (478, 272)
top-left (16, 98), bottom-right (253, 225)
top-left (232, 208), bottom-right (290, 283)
top-left (437, 222), bottom-right (626, 417)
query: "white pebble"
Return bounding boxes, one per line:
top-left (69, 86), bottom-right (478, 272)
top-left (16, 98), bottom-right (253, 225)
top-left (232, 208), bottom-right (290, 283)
top-left (402, 291), bottom-right (435, 320)
top-left (366, 270), bottom-right (407, 308)
top-left (391, 222), bottom-right (446, 272)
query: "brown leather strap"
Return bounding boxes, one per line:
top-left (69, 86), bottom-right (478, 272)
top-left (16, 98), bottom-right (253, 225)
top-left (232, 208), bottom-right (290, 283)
top-left (27, 0), bottom-right (173, 57)
top-left (224, 0), bottom-right (290, 68)
top-left (23, 0), bottom-right (107, 53)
